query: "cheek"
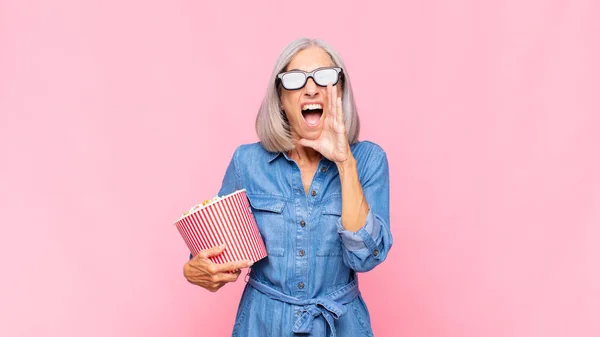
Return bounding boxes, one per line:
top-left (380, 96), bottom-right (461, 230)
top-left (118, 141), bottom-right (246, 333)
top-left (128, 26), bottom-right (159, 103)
top-left (281, 93), bottom-right (299, 112)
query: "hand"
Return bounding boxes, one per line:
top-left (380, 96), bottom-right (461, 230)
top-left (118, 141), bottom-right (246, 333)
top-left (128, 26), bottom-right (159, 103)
top-left (298, 84), bottom-right (350, 163)
top-left (183, 244), bottom-right (253, 292)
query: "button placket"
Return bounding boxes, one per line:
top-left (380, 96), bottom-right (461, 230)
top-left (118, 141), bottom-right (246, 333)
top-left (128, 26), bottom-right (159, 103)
top-left (291, 159), bottom-right (329, 298)
top-left (291, 161), bottom-right (310, 297)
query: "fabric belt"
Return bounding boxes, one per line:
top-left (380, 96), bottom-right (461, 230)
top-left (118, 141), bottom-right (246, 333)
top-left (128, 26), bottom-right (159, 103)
top-left (247, 276), bottom-right (360, 336)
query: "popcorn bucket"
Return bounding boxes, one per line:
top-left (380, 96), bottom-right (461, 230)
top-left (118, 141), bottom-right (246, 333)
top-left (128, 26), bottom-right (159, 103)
top-left (174, 189), bottom-right (267, 264)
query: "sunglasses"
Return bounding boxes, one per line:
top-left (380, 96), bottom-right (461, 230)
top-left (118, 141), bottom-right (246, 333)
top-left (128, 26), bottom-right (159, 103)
top-left (276, 67), bottom-right (344, 90)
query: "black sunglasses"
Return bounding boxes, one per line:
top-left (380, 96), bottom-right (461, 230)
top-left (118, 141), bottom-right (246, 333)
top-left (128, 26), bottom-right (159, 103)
top-left (276, 67), bottom-right (344, 90)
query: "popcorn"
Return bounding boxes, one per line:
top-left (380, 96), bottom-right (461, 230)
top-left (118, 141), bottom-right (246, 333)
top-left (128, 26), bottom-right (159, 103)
top-left (179, 196), bottom-right (222, 220)
top-left (202, 196), bottom-right (221, 206)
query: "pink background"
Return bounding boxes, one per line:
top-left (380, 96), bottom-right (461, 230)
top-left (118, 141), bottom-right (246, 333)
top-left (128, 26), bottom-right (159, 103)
top-left (1, 0), bottom-right (599, 336)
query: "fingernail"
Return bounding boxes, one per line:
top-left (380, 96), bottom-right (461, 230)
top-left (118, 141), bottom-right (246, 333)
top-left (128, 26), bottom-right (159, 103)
top-left (219, 243), bottom-right (226, 249)
top-left (248, 261), bottom-right (254, 267)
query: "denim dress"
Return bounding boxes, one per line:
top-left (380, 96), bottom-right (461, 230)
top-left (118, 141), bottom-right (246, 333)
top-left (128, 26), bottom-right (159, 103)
top-left (216, 141), bottom-right (392, 337)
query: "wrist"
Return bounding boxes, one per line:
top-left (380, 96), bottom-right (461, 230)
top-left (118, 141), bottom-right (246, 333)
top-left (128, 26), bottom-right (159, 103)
top-left (336, 153), bottom-right (356, 175)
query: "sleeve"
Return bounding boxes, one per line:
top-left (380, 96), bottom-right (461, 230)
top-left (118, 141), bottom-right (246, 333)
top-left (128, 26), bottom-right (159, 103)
top-left (217, 147), bottom-right (243, 197)
top-left (336, 150), bottom-right (393, 272)
top-left (189, 147), bottom-right (242, 260)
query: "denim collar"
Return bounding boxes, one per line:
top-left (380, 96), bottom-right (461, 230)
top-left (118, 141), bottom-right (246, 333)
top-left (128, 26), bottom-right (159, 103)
top-left (268, 151), bottom-right (293, 163)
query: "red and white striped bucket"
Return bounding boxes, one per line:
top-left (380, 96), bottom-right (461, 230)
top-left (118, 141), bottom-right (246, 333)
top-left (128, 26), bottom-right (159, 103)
top-left (174, 189), bottom-right (267, 264)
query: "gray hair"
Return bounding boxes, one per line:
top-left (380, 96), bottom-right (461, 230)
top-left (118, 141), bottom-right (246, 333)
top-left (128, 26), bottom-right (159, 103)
top-left (255, 38), bottom-right (360, 153)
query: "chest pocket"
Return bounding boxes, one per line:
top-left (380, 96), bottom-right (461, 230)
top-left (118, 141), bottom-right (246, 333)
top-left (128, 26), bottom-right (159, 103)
top-left (317, 195), bottom-right (343, 256)
top-left (247, 194), bottom-right (287, 257)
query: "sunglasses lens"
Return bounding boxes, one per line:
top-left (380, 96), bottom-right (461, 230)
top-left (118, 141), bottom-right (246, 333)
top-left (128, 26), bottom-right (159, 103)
top-left (281, 72), bottom-right (306, 90)
top-left (314, 68), bottom-right (339, 86)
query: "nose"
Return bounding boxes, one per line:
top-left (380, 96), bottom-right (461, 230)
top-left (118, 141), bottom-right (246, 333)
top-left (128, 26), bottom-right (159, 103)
top-left (303, 77), bottom-right (319, 97)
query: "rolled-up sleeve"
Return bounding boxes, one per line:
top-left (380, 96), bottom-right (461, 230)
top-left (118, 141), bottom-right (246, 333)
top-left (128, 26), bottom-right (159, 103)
top-left (336, 150), bottom-right (392, 272)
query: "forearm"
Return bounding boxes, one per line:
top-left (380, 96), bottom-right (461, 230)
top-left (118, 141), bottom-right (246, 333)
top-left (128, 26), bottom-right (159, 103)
top-left (336, 153), bottom-right (369, 232)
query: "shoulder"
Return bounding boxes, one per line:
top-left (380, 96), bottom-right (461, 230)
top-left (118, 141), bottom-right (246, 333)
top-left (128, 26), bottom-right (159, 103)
top-left (350, 140), bottom-right (389, 181)
top-left (231, 142), bottom-right (277, 165)
top-left (350, 140), bottom-right (387, 162)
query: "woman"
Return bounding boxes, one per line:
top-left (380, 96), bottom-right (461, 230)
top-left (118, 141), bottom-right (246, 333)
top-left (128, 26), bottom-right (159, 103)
top-left (183, 37), bottom-right (392, 337)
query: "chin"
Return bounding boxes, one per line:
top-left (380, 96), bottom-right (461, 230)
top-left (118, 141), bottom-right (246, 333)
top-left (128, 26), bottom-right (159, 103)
top-left (298, 125), bottom-right (322, 139)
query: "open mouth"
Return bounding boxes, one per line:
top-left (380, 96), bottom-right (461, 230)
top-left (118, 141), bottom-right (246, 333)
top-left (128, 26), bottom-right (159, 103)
top-left (301, 103), bottom-right (324, 127)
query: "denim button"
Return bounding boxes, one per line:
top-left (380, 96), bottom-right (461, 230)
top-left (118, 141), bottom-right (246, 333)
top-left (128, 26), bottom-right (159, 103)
top-left (320, 166), bottom-right (327, 173)
top-left (373, 249), bottom-right (379, 256)
top-left (299, 249), bottom-right (305, 256)
top-left (298, 282), bottom-right (305, 289)
top-left (311, 190), bottom-right (317, 197)
top-left (300, 220), bottom-right (306, 227)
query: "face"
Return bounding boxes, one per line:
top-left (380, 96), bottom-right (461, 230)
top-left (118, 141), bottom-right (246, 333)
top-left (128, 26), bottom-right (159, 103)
top-left (279, 46), bottom-right (343, 141)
